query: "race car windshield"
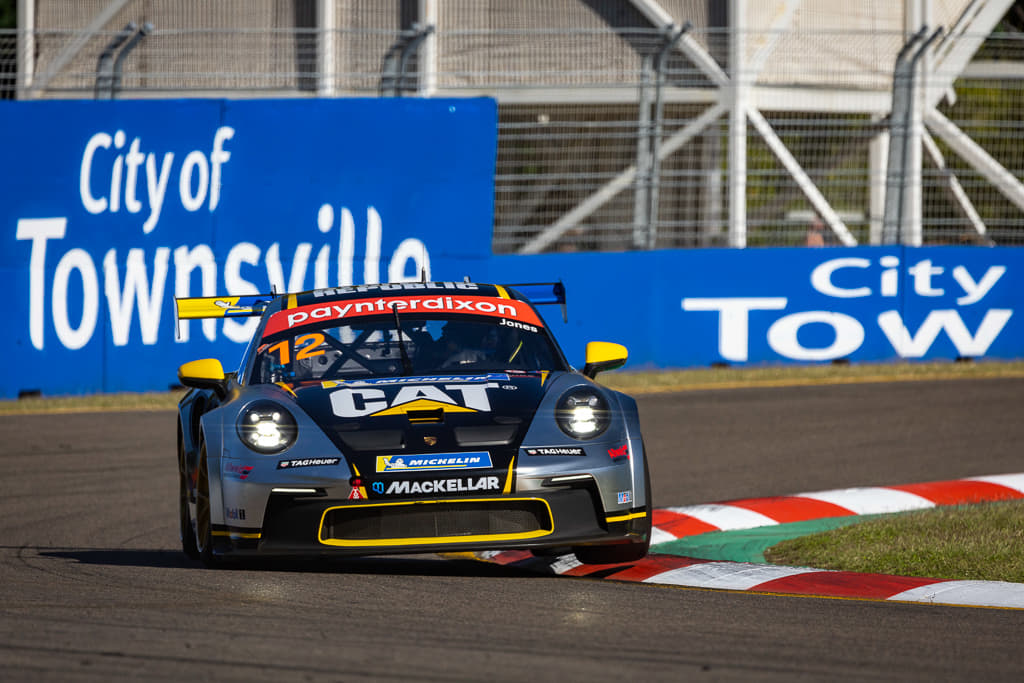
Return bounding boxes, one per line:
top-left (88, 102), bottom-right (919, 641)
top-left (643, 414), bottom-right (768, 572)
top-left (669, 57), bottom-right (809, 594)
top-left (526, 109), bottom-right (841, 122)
top-left (251, 316), bottom-right (566, 384)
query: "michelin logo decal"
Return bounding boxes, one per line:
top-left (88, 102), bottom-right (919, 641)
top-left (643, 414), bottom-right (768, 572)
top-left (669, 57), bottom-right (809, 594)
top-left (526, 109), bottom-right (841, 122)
top-left (376, 452), bottom-right (492, 473)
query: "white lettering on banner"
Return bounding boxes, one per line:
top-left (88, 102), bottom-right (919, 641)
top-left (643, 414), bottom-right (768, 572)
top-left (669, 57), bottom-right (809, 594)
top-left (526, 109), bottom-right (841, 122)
top-left (19, 127), bottom-right (435, 352)
top-left (221, 241), bottom-right (262, 344)
top-left (52, 248), bottom-right (99, 350)
top-left (16, 217), bottom-right (67, 350)
top-left (104, 248), bottom-right (170, 346)
top-left (809, 256), bottom-right (1005, 302)
top-left (766, 311), bottom-right (864, 361)
top-left (684, 256), bottom-right (1013, 362)
top-left (809, 257), bottom-right (872, 298)
top-left (79, 126), bottom-right (235, 233)
top-left (174, 244), bottom-right (217, 343)
top-left (952, 265), bottom-right (1006, 305)
top-left (681, 297), bottom-right (787, 362)
top-left (877, 310), bottom-right (1013, 358)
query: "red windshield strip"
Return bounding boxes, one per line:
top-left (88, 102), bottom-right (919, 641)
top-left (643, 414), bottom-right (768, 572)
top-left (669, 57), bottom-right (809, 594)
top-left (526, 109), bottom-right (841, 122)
top-left (263, 294), bottom-right (545, 337)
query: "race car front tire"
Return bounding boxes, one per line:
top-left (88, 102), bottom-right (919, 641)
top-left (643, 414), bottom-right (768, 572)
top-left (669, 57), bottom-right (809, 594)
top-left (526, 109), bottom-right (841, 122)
top-left (178, 442), bottom-right (200, 560)
top-left (194, 442), bottom-right (222, 568)
top-left (572, 451), bottom-right (652, 565)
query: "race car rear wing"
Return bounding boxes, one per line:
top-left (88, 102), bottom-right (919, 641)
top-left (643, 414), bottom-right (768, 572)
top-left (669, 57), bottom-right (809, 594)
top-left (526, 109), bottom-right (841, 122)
top-left (506, 281), bottom-right (567, 322)
top-left (175, 294), bottom-right (276, 320)
top-left (174, 281), bottom-right (568, 322)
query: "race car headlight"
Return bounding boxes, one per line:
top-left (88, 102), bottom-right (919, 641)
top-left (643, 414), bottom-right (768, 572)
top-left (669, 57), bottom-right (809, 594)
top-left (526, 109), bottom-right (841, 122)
top-left (236, 401), bottom-right (297, 454)
top-left (556, 390), bottom-right (610, 440)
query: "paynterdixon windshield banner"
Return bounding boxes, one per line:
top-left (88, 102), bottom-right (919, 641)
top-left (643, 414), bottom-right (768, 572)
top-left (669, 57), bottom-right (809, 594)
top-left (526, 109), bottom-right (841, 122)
top-left (2, 98), bottom-right (497, 397)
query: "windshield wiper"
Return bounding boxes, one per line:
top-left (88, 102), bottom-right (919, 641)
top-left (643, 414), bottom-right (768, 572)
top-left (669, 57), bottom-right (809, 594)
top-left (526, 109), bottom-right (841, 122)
top-left (390, 305), bottom-right (413, 376)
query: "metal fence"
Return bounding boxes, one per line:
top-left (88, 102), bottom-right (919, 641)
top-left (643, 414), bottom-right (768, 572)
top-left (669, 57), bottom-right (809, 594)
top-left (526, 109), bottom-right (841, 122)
top-left (4, 0), bottom-right (1024, 252)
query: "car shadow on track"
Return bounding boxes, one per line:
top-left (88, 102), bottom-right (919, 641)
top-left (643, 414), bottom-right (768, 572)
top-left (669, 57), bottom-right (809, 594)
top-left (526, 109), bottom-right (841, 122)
top-left (35, 547), bottom-right (539, 577)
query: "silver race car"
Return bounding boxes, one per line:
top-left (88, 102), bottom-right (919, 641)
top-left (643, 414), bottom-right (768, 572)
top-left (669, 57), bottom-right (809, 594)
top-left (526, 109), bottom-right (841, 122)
top-left (175, 281), bottom-right (650, 567)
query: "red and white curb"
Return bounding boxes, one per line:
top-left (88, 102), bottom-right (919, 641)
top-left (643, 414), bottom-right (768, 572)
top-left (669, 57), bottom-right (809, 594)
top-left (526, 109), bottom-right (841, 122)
top-left (475, 473), bottom-right (1024, 609)
top-left (651, 473), bottom-right (1024, 544)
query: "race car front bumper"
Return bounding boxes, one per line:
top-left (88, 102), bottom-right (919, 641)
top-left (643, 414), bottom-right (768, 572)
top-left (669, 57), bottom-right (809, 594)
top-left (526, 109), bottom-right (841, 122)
top-left (216, 484), bottom-right (647, 557)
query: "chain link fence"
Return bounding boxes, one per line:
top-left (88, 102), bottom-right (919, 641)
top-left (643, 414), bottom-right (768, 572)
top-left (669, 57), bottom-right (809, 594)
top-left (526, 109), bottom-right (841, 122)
top-left (3, 0), bottom-right (1024, 251)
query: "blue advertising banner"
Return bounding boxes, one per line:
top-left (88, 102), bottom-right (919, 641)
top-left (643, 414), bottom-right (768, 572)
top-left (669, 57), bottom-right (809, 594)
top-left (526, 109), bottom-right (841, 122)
top-left (2, 99), bottom-right (1022, 398)
top-left (2, 98), bottom-right (497, 397)
top-left (486, 246), bottom-right (1024, 370)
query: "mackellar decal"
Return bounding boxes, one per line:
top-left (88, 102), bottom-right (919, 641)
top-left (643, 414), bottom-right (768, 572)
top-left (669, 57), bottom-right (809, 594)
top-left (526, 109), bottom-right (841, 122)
top-left (372, 476), bottom-right (501, 496)
top-left (262, 295), bottom-right (543, 336)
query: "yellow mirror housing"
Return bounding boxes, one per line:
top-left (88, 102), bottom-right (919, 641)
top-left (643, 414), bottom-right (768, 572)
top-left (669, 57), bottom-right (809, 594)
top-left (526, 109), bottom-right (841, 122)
top-left (582, 341), bottom-right (628, 379)
top-left (178, 358), bottom-right (227, 393)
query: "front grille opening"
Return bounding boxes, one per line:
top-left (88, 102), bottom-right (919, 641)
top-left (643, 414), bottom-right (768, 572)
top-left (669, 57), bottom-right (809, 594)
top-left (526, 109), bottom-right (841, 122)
top-left (322, 499), bottom-right (552, 543)
top-left (407, 408), bottom-right (444, 423)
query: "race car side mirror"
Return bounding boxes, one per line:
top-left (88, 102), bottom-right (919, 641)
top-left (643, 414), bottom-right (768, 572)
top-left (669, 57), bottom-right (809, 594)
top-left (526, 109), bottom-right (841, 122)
top-left (178, 358), bottom-right (228, 398)
top-left (582, 341), bottom-right (628, 379)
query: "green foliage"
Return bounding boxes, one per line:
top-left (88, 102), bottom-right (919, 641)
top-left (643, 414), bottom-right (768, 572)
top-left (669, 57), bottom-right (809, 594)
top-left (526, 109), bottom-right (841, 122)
top-left (0, 0), bottom-right (14, 30)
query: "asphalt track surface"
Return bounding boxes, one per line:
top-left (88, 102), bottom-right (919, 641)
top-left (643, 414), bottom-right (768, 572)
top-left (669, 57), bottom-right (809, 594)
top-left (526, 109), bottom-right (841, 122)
top-left (2, 378), bottom-right (1023, 681)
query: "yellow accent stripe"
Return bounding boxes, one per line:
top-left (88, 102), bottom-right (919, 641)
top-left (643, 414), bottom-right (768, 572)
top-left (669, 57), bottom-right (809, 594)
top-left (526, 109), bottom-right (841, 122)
top-left (212, 530), bottom-right (262, 539)
top-left (286, 293), bottom-right (297, 310)
top-left (494, 285), bottom-right (510, 299)
top-left (539, 370), bottom-right (549, 386)
top-left (275, 381), bottom-right (297, 397)
top-left (503, 457), bottom-right (516, 494)
top-left (351, 463), bottom-right (362, 477)
top-left (606, 511), bottom-right (647, 523)
top-left (370, 398), bottom-right (476, 417)
top-left (317, 497), bottom-right (553, 547)
top-left (322, 528), bottom-right (552, 548)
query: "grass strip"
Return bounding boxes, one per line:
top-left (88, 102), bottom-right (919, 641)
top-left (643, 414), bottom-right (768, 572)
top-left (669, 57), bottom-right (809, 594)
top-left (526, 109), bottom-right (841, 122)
top-left (654, 515), bottom-right (886, 564)
top-left (765, 500), bottom-right (1024, 583)
top-left (599, 359), bottom-right (1024, 394)
top-left (0, 390), bottom-right (187, 415)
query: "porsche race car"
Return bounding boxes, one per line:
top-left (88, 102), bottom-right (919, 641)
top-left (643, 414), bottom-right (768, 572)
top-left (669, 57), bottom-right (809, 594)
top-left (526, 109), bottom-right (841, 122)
top-left (175, 281), bottom-right (650, 567)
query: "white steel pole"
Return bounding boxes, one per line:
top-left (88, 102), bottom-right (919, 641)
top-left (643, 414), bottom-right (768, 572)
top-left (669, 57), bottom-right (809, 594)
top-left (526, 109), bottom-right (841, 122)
top-left (16, 0), bottom-right (35, 97)
top-left (728, 0), bottom-right (747, 248)
top-left (317, 0), bottom-right (336, 97)
top-left (418, 0), bottom-right (437, 96)
top-left (906, 0), bottom-right (932, 245)
top-left (869, 121), bottom-right (888, 245)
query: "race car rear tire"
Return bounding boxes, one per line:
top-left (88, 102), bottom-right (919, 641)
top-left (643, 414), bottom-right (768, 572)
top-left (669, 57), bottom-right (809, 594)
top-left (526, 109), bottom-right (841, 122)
top-left (179, 443), bottom-right (200, 560)
top-left (572, 450), bottom-right (652, 565)
top-left (194, 443), bottom-right (222, 569)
